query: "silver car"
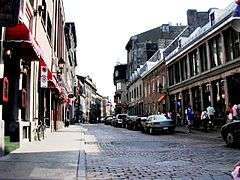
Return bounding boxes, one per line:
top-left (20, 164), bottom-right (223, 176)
top-left (143, 115), bottom-right (175, 134)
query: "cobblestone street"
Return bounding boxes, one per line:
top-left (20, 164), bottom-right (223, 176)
top-left (83, 124), bottom-right (240, 180)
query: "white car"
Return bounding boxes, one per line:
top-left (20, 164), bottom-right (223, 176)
top-left (143, 115), bottom-right (175, 134)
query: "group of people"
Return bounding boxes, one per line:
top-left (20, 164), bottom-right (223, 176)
top-left (226, 103), bottom-right (240, 123)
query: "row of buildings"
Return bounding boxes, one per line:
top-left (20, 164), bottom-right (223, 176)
top-left (114, 1), bottom-right (240, 125)
top-left (0, 0), bottom-right (78, 156)
top-left (75, 75), bottom-right (112, 124)
top-left (0, 0), bottom-right (112, 156)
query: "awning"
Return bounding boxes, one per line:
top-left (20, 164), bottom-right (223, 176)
top-left (158, 95), bottom-right (166, 102)
top-left (5, 23), bottom-right (43, 58)
top-left (40, 58), bottom-right (61, 93)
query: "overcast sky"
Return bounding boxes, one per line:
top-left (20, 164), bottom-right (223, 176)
top-left (63, 0), bottom-right (233, 101)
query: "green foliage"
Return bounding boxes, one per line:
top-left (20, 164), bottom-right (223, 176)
top-left (4, 136), bottom-right (19, 155)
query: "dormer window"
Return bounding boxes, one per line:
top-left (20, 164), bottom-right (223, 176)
top-left (162, 24), bottom-right (170, 33)
top-left (178, 39), bottom-right (182, 48)
top-left (210, 13), bottom-right (215, 26)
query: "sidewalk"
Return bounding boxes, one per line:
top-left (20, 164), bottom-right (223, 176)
top-left (0, 125), bottom-right (86, 180)
top-left (175, 126), bottom-right (223, 140)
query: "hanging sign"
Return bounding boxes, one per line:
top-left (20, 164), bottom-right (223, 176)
top-left (40, 66), bottom-right (48, 88)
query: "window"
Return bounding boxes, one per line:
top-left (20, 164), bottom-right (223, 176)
top-left (140, 85), bottom-right (142, 98)
top-left (162, 76), bottom-right (166, 89)
top-left (47, 13), bottom-right (52, 41)
top-left (168, 66), bottom-right (174, 86)
top-left (115, 70), bottom-right (119, 77)
top-left (199, 44), bottom-right (208, 72)
top-left (174, 62), bottom-right (180, 83)
top-left (152, 82), bottom-right (155, 92)
top-left (189, 50), bottom-right (198, 77)
top-left (224, 27), bottom-right (240, 62)
top-left (116, 82), bottom-right (121, 90)
top-left (210, 13), bottom-right (215, 26)
top-left (41, 0), bottom-right (47, 26)
top-left (209, 34), bottom-right (223, 68)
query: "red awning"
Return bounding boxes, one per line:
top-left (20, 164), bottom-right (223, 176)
top-left (48, 76), bottom-right (61, 94)
top-left (5, 23), bottom-right (43, 58)
top-left (158, 95), bottom-right (166, 102)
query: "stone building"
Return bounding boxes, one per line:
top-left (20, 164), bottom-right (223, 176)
top-left (125, 24), bottom-right (186, 80)
top-left (113, 64), bottom-right (128, 115)
top-left (166, 2), bottom-right (240, 125)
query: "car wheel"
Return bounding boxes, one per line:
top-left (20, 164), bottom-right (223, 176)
top-left (226, 132), bottom-right (235, 147)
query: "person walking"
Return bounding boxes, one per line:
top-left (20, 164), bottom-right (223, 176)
top-left (201, 110), bottom-right (209, 132)
top-left (232, 104), bottom-right (238, 120)
top-left (207, 105), bottom-right (215, 126)
top-left (226, 104), bottom-right (233, 123)
top-left (186, 106), bottom-right (194, 133)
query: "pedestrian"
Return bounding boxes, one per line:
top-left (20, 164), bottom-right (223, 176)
top-left (207, 105), bottom-right (215, 126)
top-left (201, 110), bottom-right (209, 132)
top-left (232, 161), bottom-right (240, 180)
top-left (226, 104), bottom-right (233, 123)
top-left (232, 104), bottom-right (238, 120)
top-left (176, 112), bottom-right (181, 126)
top-left (186, 106), bottom-right (194, 133)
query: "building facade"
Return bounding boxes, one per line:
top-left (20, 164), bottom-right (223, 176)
top-left (0, 0), bottom-right (77, 153)
top-left (142, 59), bottom-right (167, 116)
top-left (113, 64), bottom-right (128, 115)
top-left (166, 2), bottom-right (240, 125)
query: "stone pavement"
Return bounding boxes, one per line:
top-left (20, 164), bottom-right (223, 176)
top-left (0, 125), bottom-right (86, 180)
top-left (83, 124), bottom-right (239, 180)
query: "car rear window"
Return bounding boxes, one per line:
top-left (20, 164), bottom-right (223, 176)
top-left (118, 115), bottom-right (127, 119)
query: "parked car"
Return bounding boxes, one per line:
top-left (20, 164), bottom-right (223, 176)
top-left (126, 116), bottom-right (138, 130)
top-left (142, 115), bottom-right (175, 134)
top-left (221, 120), bottom-right (240, 147)
top-left (104, 116), bottom-right (114, 125)
top-left (112, 114), bottom-right (128, 127)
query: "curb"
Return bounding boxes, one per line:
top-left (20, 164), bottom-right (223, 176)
top-left (77, 150), bottom-right (86, 180)
top-left (77, 126), bottom-right (87, 180)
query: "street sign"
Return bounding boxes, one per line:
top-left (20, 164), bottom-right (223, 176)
top-left (0, 0), bottom-right (21, 27)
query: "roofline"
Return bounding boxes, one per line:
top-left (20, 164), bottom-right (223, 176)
top-left (142, 59), bottom-right (165, 79)
top-left (166, 17), bottom-right (240, 65)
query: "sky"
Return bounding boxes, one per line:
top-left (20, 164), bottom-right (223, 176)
top-left (63, 0), bottom-right (233, 101)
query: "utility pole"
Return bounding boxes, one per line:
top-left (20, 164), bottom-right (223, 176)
top-left (0, 27), bottom-right (5, 156)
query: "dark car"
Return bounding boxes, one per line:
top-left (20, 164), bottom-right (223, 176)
top-left (126, 116), bottom-right (138, 130)
top-left (126, 116), bottom-right (146, 130)
top-left (104, 116), bottom-right (114, 125)
top-left (112, 114), bottom-right (128, 127)
top-left (221, 120), bottom-right (240, 147)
